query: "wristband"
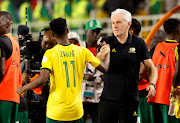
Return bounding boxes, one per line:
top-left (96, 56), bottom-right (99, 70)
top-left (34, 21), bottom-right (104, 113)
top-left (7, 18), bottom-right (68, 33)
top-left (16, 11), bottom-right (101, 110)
top-left (149, 83), bottom-right (156, 89)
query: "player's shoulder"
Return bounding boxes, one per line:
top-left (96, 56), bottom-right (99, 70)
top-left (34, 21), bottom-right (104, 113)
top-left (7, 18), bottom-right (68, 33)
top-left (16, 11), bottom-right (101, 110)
top-left (0, 35), bottom-right (10, 42)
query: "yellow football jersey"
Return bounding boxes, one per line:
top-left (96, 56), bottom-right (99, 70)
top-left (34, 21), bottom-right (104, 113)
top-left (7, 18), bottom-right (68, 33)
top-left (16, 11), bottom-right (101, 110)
top-left (41, 44), bottom-right (100, 121)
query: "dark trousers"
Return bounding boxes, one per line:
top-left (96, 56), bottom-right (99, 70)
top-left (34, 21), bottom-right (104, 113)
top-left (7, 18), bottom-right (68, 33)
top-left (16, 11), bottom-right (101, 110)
top-left (83, 103), bottom-right (99, 123)
top-left (98, 99), bottom-right (139, 123)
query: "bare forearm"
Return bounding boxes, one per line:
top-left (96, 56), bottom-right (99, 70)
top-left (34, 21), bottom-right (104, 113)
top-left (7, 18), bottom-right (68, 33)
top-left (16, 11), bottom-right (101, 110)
top-left (147, 66), bottom-right (158, 84)
top-left (103, 52), bottom-right (110, 71)
top-left (172, 60), bottom-right (180, 87)
top-left (97, 52), bottom-right (110, 73)
top-left (0, 58), bottom-right (5, 84)
top-left (22, 76), bottom-right (46, 91)
top-left (172, 74), bottom-right (180, 88)
top-left (0, 71), bottom-right (4, 83)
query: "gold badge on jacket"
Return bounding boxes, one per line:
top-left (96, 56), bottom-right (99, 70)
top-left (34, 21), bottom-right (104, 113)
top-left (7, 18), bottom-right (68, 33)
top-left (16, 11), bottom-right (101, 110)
top-left (128, 47), bottom-right (136, 53)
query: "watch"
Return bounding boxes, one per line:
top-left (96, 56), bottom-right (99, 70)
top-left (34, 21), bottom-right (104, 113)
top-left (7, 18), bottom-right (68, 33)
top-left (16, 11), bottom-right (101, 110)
top-left (149, 83), bottom-right (156, 89)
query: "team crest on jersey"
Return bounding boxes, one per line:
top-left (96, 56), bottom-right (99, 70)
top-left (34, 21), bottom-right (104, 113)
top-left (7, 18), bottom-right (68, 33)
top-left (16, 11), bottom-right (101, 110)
top-left (42, 56), bottom-right (47, 63)
top-left (128, 47), bottom-right (136, 53)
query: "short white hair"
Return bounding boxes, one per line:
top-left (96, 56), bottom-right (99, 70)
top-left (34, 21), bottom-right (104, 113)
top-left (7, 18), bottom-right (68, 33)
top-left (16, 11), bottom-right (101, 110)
top-left (111, 9), bottom-right (132, 23)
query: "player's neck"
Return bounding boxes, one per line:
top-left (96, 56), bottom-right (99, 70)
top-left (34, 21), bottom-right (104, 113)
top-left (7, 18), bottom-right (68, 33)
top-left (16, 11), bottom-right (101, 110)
top-left (166, 34), bottom-right (179, 42)
top-left (57, 38), bottom-right (70, 45)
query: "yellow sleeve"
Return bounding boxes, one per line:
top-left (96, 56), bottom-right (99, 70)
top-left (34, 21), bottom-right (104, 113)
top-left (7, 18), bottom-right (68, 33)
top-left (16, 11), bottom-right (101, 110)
top-left (84, 48), bottom-right (100, 68)
top-left (41, 50), bottom-right (53, 72)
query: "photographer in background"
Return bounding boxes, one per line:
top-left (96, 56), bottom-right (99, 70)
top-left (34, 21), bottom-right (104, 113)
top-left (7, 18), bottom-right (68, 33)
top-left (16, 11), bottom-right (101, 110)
top-left (0, 11), bottom-right (22, 123)
top-left (30, 28), bottom-right (57, 123)
top-left (20, 27), bottom-right (57, 123)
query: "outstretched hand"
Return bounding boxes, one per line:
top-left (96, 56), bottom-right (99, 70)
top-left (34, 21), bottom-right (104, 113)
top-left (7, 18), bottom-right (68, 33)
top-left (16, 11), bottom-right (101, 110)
top-left (146, 84), bottom-right (156, 98)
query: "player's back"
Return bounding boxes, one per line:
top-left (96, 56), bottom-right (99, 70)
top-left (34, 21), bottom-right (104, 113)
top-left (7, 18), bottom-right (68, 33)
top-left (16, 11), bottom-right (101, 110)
top-left (42, 43), bottom-right (100, 121)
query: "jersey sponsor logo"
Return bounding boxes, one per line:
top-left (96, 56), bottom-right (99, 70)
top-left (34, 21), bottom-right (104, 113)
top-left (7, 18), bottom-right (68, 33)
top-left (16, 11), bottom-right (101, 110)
top-left (112, 48), bottom-right (116, 52)
top-left (42, 56), bottom-right (48, 63)
top-left (128, 47), bottom-right (136, 53)
top-left (60, 50), bottom-right (75, 57)
top-left (155, 64), bottom-right (169, 70)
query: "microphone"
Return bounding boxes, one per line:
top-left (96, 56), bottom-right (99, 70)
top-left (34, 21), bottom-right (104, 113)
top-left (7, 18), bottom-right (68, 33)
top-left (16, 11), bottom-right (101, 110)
top-left (18, 25), bottom-right (29, 35)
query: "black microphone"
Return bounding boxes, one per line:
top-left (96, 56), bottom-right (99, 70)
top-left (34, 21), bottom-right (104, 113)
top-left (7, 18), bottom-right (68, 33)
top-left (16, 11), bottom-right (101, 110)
top-left (18, 25), bottom-right (29, 35)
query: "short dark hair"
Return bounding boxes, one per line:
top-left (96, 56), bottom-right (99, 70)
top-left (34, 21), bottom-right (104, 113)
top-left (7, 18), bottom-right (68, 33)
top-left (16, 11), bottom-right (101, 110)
top-left (49, 18), bottom-right (67, 38)
top-left (0, 11), bottom-right (13, 22)
top-left (163, 18), bottom-right (180, 34)
top-left (130, 18), bottom-right (141, 36)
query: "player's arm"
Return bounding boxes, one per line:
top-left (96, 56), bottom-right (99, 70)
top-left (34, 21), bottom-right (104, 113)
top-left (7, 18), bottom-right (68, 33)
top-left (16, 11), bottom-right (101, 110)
top-left (0, 57), bottom-right (5, 83)
top-left (0, 38), bottom-right (6, 83)
top-left (16, 69), bottom-right (50, 95)
top-left (97, 53), bottom-right (110, 73)
top-left (171, 59), bottom-right (180, 97)
top-left (143, 59), bottom-right (158, 98)
top-left (171, 45), bottom-right (180, 97)
top-left (172, 45), bottom-right (180, 88)
top-left (96, 42), bottom-right (110, 72)
top-left (172, 59), bottom-right (180, 88)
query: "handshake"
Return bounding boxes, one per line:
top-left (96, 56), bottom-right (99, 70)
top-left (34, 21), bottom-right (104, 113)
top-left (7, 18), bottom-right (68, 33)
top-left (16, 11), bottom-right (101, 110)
top-left (96, 41), bottom-right (110, 62)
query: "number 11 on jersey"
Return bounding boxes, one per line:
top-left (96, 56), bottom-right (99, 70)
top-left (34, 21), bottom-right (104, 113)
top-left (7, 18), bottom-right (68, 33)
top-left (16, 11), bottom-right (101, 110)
top-left (63, 61), bottom-right (76, 88)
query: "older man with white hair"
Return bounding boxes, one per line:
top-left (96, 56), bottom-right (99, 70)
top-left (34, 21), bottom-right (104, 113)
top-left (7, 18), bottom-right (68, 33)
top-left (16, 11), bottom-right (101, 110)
top-left (96, 8), bottom-right (158, 123)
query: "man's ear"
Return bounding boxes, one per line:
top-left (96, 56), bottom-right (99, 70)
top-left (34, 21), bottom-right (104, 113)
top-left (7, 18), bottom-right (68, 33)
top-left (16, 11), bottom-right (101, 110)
top-left (6, 21), bottom-right (13, 28)
top-left (129, 29), bottom-right (134, 35)
top-left (128, 22), bottom-right (132, 28)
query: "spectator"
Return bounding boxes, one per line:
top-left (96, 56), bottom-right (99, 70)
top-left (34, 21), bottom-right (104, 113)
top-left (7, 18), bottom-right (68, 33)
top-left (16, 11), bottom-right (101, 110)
top-left (68, 31), bottom-right (81, 44)
top-left (19, 1), bottom-right (32, 24)
top-left (81, 19), bottom-right (103, 123)
top-left (33, 0), bottom-right (52, 22)
top-left (149, 30), bottom-right (166, 51)
top-left (103, 0), bottom-right (140, 16)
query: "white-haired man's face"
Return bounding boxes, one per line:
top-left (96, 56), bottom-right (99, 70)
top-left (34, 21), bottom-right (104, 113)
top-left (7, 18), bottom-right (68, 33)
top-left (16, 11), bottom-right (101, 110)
top-left (111, 14), bottom-right (131, 37)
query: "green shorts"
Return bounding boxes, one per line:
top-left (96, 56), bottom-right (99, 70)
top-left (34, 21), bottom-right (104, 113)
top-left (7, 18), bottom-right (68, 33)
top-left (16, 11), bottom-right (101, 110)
top-left (137, 97), bottom-right (151, 123)
top-left (149, 103), bottom-right (180, 123)
top-left (16, 111), bottom-right (28, 123)
top-left (0, 100), bottom-right (19, 123)
top-left (46, 116), bottom-right (84, 123)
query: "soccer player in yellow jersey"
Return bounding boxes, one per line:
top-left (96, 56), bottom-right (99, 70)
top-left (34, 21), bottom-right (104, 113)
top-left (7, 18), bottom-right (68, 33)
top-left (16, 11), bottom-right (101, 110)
top-left (16, 18), bottom-right (110, 123)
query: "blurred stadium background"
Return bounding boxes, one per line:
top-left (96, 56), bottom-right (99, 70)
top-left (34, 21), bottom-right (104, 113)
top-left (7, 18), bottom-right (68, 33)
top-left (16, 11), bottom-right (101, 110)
top-left (1, 0), bottom-right (180, 41)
